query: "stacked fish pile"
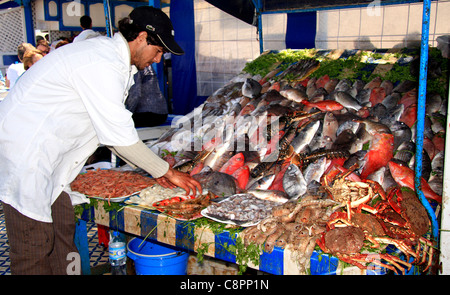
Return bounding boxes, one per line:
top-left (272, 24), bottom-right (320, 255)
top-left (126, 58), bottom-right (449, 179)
top-left (148, 49), bottom-right (446, 273)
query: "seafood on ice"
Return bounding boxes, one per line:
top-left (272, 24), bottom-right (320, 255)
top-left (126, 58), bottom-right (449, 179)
top-left (202, 193), bottom-right (282, 226)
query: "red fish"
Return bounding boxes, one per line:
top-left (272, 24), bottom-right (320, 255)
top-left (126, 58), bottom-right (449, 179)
top-left (268, 82), bottom-right (281, 92)
top-left (294, 77), bottom-right (310, 88)
top-left (190, 162), bottom-right (204, 176)
top-left (239, 103), bottom-right (256, 116)
top-left (364, 76), bottom-right (382, 90)
top-left (369, 87), bottom-right (386, 106)
top-left (220, 152), bottom-right (245, 175)
top-left (432, 131), bottom-right (445, 152)
top-left (268, 161), bottom-right (290, 191)
top-left (359, 133), bottom-right (394, 179)
top-left (315, 74), bottom-right (330, 89)
top-left (423, 137), bottom-right (437, 161)
top-left (399, 103), bottom-right (417, 128)
top-left (398, 89), bottom-right (417, 109)
top-left (388, 161), bottom-right (442, 203)
top-left (301, 100), bottom-right (344, 112)
top-left (231, 165), bottom-right (250, 191)
top-left (322, 162), bottom-right (361, 185)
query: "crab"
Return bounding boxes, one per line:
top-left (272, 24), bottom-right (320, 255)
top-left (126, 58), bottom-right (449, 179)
top-left (357, 186), bottom-right (435, 272)
top-left (317, 211), bottom-right (413, 274)
top-left (332, 186), bottom-right (435, 273)
top-left (321, 164), bottom-right (386, 219)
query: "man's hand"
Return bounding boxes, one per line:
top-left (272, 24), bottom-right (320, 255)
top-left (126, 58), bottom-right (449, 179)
top-left (155, 167), bottom-right (202, 195)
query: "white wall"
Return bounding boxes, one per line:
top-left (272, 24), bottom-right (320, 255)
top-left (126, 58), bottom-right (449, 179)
top-left (316, 0), bottom-right (450, 49)
top-left (193, 0), bottom-right (286, 96)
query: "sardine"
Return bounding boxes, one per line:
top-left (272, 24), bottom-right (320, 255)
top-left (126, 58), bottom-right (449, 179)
top-left (282, 164), bottom-right (307, 199)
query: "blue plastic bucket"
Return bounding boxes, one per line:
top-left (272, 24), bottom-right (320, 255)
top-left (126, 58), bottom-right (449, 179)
top-left (127, 237), bottom-right (189, 275)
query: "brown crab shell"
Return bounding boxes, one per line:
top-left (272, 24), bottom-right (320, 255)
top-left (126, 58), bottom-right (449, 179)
top-left (397, 188), bottom-right (430, 237)
top-left (351, 212), bottom-right (385, 237)
top-left (324, 226), bottom-right (365, 255)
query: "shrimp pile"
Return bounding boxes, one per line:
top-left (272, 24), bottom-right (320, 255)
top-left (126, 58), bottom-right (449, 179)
top-left (71, 169), bottom-right (156, 203)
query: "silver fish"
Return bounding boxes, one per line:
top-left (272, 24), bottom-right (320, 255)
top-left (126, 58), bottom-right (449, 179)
top-left (355, 88), bottom-right (371, 105)
top-left (280, 88), bottom-right (308, 103)
top-left (429, 151), bottom-right (444, 195)
top-left (242, 78), bottom-right (262, 99)
top-left (320, 112), bottom-right (339, 149)
top-left (291, 120), bottom-right (320, 154)
top-left (303, 157), bottom-right (327, 185)
top-left (334, 79), bottom-right (352, 92)
top-left (247, 189), bottom-right (289, 203)
top-left (331, 91), bottom-right (362, 111)
top-left (247, 173), bottom-right (276, 190)
top-left (282, 164), bottom-right (307, 199)
top-left (381, 92), bottom-right (401, 110)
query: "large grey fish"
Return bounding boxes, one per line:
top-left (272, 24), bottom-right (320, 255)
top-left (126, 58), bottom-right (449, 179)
top-left (282, 164), bottom-right (307, 199)
top-left (331, 91), bottom-right (362, 111)
top-left (291, 120), bottom-right (321, 154)
top-left (242, 78), bottom-right (262, 99)
top-left (192, 169), bottom-right (237, 197)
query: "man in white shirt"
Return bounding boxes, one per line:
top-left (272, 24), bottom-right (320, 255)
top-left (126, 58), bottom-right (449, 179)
top-left (0, 6), bottom-right (201, 274)
top-left (72, 15), bottom-right (101, 43)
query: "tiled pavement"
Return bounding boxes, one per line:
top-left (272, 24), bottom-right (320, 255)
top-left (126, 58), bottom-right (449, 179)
top-left (0, 203), bottom-right (109, 275)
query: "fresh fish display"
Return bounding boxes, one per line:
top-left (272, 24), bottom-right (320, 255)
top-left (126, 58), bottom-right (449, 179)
top-left (143, 48), bottom-right (447, 274)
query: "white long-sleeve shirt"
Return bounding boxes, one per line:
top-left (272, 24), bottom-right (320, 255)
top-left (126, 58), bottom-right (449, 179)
top-left (0, 32), bottom-right (166, 222)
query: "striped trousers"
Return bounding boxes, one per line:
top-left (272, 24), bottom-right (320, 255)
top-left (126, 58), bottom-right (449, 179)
top-left (2, 192), bottom-right (79, 275)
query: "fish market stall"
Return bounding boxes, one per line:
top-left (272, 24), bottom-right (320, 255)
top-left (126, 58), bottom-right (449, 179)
top-left (75, 46), bottom-right (447, 275)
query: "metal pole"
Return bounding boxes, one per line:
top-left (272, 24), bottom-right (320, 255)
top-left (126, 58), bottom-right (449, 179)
top-left (103, 0), bottom-right (113, 37)
top-left (414, 0), bottom-right (439, 244)
top-left (251, 0), bottom-right (264, 54)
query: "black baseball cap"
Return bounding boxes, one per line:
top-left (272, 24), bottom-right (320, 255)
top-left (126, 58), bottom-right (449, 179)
top-left (129, 6), bottom-right (184, 55)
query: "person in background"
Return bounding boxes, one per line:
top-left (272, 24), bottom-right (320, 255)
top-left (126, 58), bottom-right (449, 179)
top-left (55, 40), bottom-right (70, 49)
top-left (73, 15), bottom-right (101, 43)
top-left (36, 39), bottom-right (50, 55)
top-left (5, 43), bottom-right (35, 88)
top-left (22, 49), bottom-right (44, 70)
top-left (0, 6), bottom-right (200, 275)
top-left (125, 64), bottom-right (169, 127)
